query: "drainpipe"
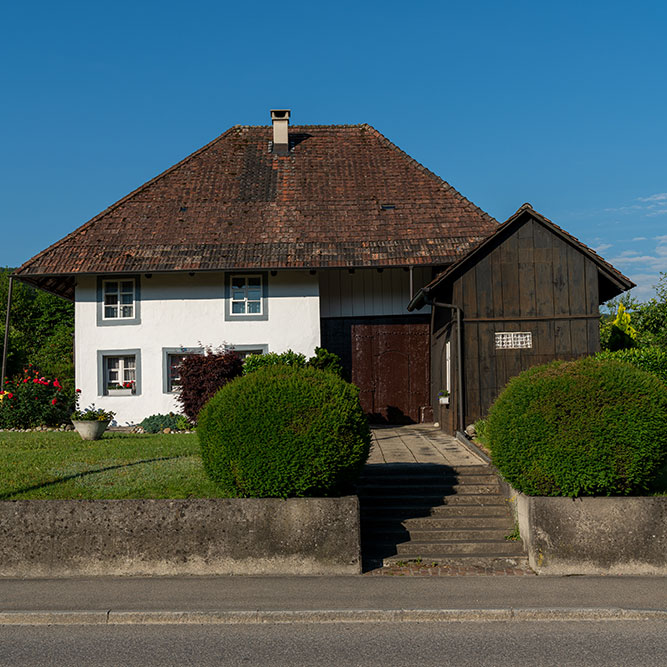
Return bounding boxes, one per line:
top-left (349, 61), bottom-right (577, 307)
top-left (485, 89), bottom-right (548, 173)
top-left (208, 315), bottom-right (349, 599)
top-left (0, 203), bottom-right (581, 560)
top-left (1, 276), bottom-right (13, 392)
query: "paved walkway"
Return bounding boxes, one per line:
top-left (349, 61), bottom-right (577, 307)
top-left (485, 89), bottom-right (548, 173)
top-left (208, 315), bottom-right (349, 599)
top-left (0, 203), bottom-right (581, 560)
top-left (368, 424), bottom-right (485, 467)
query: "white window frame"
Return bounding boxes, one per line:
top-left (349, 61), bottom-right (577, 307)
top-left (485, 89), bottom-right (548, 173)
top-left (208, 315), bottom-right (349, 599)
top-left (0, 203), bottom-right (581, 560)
top-left (106, 355), bottom-right (136, 389)
top-left (229, 274), bottom-right (263, 317)
top-left (97, 276), bottom-right (141, 327)
top-left (102, 277), bottom-right (137, 322)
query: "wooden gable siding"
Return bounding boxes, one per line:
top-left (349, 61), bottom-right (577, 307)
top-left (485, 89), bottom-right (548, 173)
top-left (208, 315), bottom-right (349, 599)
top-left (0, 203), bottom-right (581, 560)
top-left (319, 267), bottom-right (433, 318)
top-left (435, 217), bottom-right (601, 432)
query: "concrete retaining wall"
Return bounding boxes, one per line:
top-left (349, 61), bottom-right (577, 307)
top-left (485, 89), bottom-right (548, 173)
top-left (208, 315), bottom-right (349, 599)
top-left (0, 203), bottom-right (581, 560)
top-left (505, 489), bottom-right (667, 575)
top-left (0, 497), bottom-right (360, 577)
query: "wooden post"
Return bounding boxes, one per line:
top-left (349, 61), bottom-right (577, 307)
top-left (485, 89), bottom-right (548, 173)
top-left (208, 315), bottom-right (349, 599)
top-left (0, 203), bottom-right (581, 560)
top-left (1, 276), bottom-right (13, 392)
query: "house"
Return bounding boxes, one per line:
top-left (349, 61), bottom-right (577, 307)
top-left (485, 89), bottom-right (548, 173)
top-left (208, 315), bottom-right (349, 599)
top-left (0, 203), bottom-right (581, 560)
top-left (13, 110), bottom-right (496, 425)
top-left (13, 110), bottom-right (633, 429)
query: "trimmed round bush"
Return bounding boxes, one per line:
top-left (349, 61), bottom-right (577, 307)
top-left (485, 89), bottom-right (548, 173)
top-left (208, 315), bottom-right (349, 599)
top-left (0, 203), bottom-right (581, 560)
top-left (197, 365), bottom-right (371, 497)
top-left (486, 357), bottom-right (667, 497)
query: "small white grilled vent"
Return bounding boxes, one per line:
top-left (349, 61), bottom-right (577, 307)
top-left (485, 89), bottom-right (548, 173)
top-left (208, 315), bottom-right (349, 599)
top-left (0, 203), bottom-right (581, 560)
top-left (495, 331), bottom-right (533, 349)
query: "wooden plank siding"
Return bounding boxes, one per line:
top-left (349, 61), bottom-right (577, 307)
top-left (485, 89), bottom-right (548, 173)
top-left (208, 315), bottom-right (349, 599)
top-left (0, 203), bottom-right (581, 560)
top-left (319, 267), bottom-right (433, 318)
top-left (432, 217), bottom-right (603, 429)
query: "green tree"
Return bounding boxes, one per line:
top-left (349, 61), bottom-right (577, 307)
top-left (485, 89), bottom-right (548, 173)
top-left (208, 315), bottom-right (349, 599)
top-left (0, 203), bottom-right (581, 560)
top-left (633, 272), bottom-right (667, 348)
top-left (0, 269), bottom-right (74, 387)
top-left (600, 274), bottom-right (667, 351)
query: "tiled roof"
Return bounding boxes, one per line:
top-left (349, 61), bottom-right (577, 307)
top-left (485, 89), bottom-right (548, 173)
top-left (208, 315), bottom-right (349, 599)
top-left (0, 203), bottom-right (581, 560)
top-left (15, 123), bottom-right (497, 295)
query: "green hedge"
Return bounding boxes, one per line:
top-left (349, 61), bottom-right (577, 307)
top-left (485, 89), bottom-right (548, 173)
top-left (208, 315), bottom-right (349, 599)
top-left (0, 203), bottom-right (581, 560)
top-left (242, 350), bottom-right (307, 375)
top-left (140, 413), bottom-right (193, 433)
top-left (242, 347), bottom-right (343, 378)
top-left (197, 365), bottom-right (370, 497)
top-left (595, 346), bottom-right (667, 385)
top-left (486, 357), bottom-right (667, 497)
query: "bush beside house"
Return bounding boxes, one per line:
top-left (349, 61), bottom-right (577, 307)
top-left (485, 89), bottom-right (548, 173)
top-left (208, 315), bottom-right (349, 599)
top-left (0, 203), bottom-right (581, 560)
top-left (486, 357), bottom-right (667, 497)
top-left (140, 413), bottom-right (193, 433)
top-left (242, 347), bottom-right (343, 377)
top-left (197, 365), bottom-right (371, 498)
top-left (176, 349), bottom-right (243, 422)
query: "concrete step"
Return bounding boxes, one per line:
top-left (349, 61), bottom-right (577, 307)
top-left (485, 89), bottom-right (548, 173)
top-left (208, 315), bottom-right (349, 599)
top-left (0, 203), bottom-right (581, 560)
top-left (361, 504), bottom-right (510, 520)
top-left (363, 516), bottom-right (514, 530)
top-left (358, 474), bottom-right (499, 487)
top-left (380, 554), bottom-right (530, 569)
top-left (394, 540), bottom-right (526, 557)
top-left (358, 483), bottom-right (500, 496)
top-left (363, 528), bottom-right (512, 542)
top-left (359, 494), bottom-right (507, 507)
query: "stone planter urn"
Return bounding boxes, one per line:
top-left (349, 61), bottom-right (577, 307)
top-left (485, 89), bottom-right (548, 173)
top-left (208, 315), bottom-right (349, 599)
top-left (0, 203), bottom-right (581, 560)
top-left (72, 420), bottom-right (110, 441)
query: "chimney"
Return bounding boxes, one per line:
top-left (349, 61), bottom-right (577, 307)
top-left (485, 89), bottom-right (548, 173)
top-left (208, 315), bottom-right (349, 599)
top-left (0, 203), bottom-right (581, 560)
top-left (271, 109), bottom-right (290, 155)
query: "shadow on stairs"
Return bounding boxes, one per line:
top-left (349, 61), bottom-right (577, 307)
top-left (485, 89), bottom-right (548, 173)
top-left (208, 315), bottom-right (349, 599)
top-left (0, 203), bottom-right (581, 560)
top-left (357, 462), bottom-right (530, 573)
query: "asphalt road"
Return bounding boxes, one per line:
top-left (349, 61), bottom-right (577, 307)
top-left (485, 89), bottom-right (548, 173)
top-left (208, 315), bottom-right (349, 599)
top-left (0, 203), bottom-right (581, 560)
top-left (1, 620), bottom-right (666, 666)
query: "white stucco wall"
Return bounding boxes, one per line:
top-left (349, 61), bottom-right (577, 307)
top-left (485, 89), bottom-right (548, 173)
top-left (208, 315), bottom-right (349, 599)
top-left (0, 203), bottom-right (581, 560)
top-left (75, 272), bottom-right (320, 425)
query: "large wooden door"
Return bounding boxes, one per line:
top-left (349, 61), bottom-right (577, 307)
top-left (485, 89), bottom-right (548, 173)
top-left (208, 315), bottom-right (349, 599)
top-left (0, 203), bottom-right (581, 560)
top-left (351, 323), bottom-right (430, 423)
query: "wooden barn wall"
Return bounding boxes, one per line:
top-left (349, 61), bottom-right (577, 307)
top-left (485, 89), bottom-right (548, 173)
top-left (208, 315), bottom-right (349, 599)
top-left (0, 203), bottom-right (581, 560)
top-left (434, 218), bottom-right (602, 430)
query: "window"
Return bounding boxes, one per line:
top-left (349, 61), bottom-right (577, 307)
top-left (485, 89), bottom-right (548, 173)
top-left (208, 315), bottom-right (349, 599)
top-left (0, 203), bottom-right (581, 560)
top-left (97, 349), bottom-right (142, 396)
top-left (103, 280), bottom-right (135, 319)
top-left (167, 354), bottom-right (188, 392)
top-left (231, 275), bottom-right (262, 315)
top-left (495, 332), bottom-right (533, 349)
top-left (96, 276), bottom-right (141, 326)
top-left (106, 356), bottom-right (136, 393)
top-left (162, 347), bottom-right (204, 393)
top-left (224, 272), bottom-right (268, 321)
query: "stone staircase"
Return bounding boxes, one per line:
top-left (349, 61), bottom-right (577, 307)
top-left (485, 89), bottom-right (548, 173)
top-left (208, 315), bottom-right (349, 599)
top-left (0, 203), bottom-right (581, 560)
top-left (358, 463), bottom-right (528, 569)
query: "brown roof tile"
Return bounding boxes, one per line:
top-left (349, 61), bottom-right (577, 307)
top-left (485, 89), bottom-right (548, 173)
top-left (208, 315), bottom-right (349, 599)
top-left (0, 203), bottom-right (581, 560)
top-left (15, 124), bottom-right (497, 288)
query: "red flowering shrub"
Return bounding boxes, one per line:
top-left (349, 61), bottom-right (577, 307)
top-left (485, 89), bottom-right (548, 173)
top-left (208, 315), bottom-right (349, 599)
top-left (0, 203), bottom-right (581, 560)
top-left (0, 366), bottom-right (74, 428)
top-left (176, 349), bottom-right (243, 422)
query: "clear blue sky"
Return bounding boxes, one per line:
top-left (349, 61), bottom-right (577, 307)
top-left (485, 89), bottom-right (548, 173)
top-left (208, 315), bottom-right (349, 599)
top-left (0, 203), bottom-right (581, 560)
top-left (2, 0), bottom-right (666, 300)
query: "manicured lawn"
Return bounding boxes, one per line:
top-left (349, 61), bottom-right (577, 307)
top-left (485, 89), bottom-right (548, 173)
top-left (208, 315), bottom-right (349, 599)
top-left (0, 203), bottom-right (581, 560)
top-left (0, 431), bottom-right (227, 500)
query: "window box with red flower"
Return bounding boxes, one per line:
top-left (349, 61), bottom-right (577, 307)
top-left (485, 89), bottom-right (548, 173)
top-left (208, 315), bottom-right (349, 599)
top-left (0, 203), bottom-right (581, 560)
top-left (107, 381), bottom-right (135, 396)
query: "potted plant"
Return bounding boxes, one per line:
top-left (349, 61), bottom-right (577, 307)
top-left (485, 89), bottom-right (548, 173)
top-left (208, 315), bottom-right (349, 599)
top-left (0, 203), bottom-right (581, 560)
top-left (71, 402), bottom-right (115, 441)
top-left (438, 390), bottom-right (450, 405)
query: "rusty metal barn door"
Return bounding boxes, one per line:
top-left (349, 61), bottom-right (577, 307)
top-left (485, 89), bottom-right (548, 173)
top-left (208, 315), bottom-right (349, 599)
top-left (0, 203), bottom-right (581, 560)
top-left (351, 323), bottom-right (430, 423)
